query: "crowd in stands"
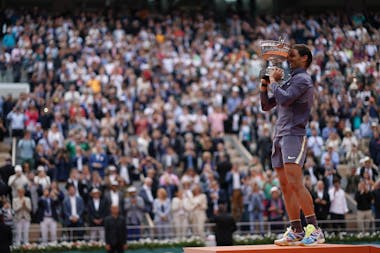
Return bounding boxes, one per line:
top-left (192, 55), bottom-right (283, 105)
top-left (0, 7), bottom-right (380, 245)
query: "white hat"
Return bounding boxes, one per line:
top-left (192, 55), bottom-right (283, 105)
top-left (15, 165), bottom-right (23, 172)
top-left (37, 166), bottom-right (45, 172)
top-left (91, 188), bottom-right (101, 194)
top-left (127, 186), bottom-right (137, 193)
top-left (344, 128), bottom-right (352, 134)
top-left (232, 86), bottom-right (239, 92)
top-left (363, 156), bottom-right (371, 163)
top-left (327, 143), bottom-right (334, 148)
top-left (111, 180), bottom-right (119, 186)
top-left (270, 186), bottom-right (280, 193)
top-left (108, 166), bottom-right (117, 172)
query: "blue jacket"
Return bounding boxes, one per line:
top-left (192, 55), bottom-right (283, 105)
top-left (63, 195), bottom-right (84, 226)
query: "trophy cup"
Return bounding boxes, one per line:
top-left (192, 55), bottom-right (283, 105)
top-left (260, 35), bottom-right (291, 79)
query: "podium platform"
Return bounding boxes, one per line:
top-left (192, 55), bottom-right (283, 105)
top-left (184, 244), bottom-right (380, 253)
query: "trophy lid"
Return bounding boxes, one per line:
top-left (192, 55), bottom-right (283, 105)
top-left (260, 36), bottom-right (290, 63)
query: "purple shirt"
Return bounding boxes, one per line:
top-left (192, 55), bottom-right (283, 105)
top-left (260, 68), bottom-right (314, 137)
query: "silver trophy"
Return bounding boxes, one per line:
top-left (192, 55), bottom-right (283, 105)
top-left (260, 35), bottom-right (290, 78)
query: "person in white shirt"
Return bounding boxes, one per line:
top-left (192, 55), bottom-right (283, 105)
top-left (188, 185), bottom-right (208, 238)
top-left (7, 107), bottom-right (26, 138)
top-left (171, 189), bottom-right (191, 238)
top-left (13, 187), bottom-right (32, 245)
top-left (307, 127), bottom-right (324, 159)
top-left (328, 177), bottom-right (348, 232)
top-left (34, 166), bottom-right (51, 190)
top-left (8, 165), bottom-right (29, 198)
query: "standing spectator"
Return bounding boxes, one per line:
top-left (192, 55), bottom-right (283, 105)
top-left (355, 181), bottom-right (374, 232)
top-left (124, 186), bottom-right (145, 241)
top-left (17, 131), bottom-right (36, 168)
top-left (307, 127), bottom-right (324, 160)
top-left (248, 182), bottom-right (265, 235)
top-left (88, 188), bottom-right (109, 241)
top-left (13, 187), bottom-right (32, 245)
top-left (104, 205), bottom-right (127, 253)
top-left (369, 127), bottom-right (380, 166)
top-left (257, 125), bottom-right (273, 170)
top-left (1, 199), bottom-right (14, 228)
top-left (0, 209), bottom-right (12, 253)
top-left (266, 186), bottom-right (285, 233)
top-left (63, 184), bottom-right (84, 240)
top-left (34, 166), bottom-right (51, 190)
top-left (139, 177), bottom-right (154, 219)
top-left (358, 157), bottom-right (378, 182)
top-left (328, 177), bottom-right (348, 232)
top-left (225, 164), bottom-right (244, 221)
top-left (212, 203), bottom-right (237, 246)
top-left (171, 189), bottom-right (191, 238)
top-left (8, 165), bottom-right (28, 198)
top-left (153, 188), bottom-right (171, 239)
top-left (373, 180), bottom-right (380, 229)
top-left (6, 106), bottom-right (26, 138)
top-left (312, 181), bottom-right (330, 228)
top-left (105, 181), bottom-right (124, 212)
top-left (189, 185), bottom-right (208, 238)
top-left (341, 128), bottom-right (358, 156)
top-left (89, 143), bottom-right (109, 178)
top-left (38, 187), bottom-right (59, 244)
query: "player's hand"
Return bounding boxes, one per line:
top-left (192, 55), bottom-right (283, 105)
top-left (105, 244), bottom-right (111, 251)
top-left (123, 244), bottom-right (128, 250)
top-left (270, 68), bottom-right (283, 83)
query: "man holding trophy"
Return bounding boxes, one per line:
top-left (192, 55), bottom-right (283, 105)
top-left (260, 41), bottom-right (325, 246)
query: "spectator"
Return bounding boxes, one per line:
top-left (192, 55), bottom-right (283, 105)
top-left (13, 187), bottom-right (31, 245)
top-left (189, 184), bottom-right (208, 238)
top-left (212, 203), bottom-right (237, 246)
top-left (171, 189), bottom-right (191, 238)
top-left (6, 107), bottom-right (25, 138)
top-left (124, 186), bottom-right (145, 241)
top-left (373, 180), bottom-right (380, 230)
top-left (153, 188), bottom-right (171, 239)
top-left (329, 177), bottom-right (348, 232)
top-left (38, 187), bottom-right (59, 244)
top-left (358, 157), bottom-right (378, 182)
top-left (63, 184), bottom-right (84, 240)
top-left (355, 181), bottom-right (374, 232)
top-left (104, 181), bottom-right (124, 211)
top-left (225, 164), bottom-right (244, 221)
top-left (34, 166), bottom-right (51, 190)
top-left (312, 180), bottom-right (330, 228)
top-left (0, 208), bottom-right (12, 253)
top-left (104, 205), bottom-right (127, 253)
top-left (248, 182), bottom-right (265, 235)
top-left (7, 165), bottom-right (28, 198)
top-left (88, 188), bottom-right (109, 241)
top-left (266, 186), bottom-right (285, 232)
top-left (89, 143), bottom-right (109, 178)
top-left (139, 177), bottom-right (154, 219)
top-left (17, 131), bottom-right (36, 169)
top-left (1, 199), bottom-right (14, 228)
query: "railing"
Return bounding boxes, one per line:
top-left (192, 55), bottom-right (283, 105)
top-left (16, 219), bottom-right (380, 243)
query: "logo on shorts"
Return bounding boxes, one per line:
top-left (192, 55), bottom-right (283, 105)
top-left (287, 156), bottom-right (296, 160)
